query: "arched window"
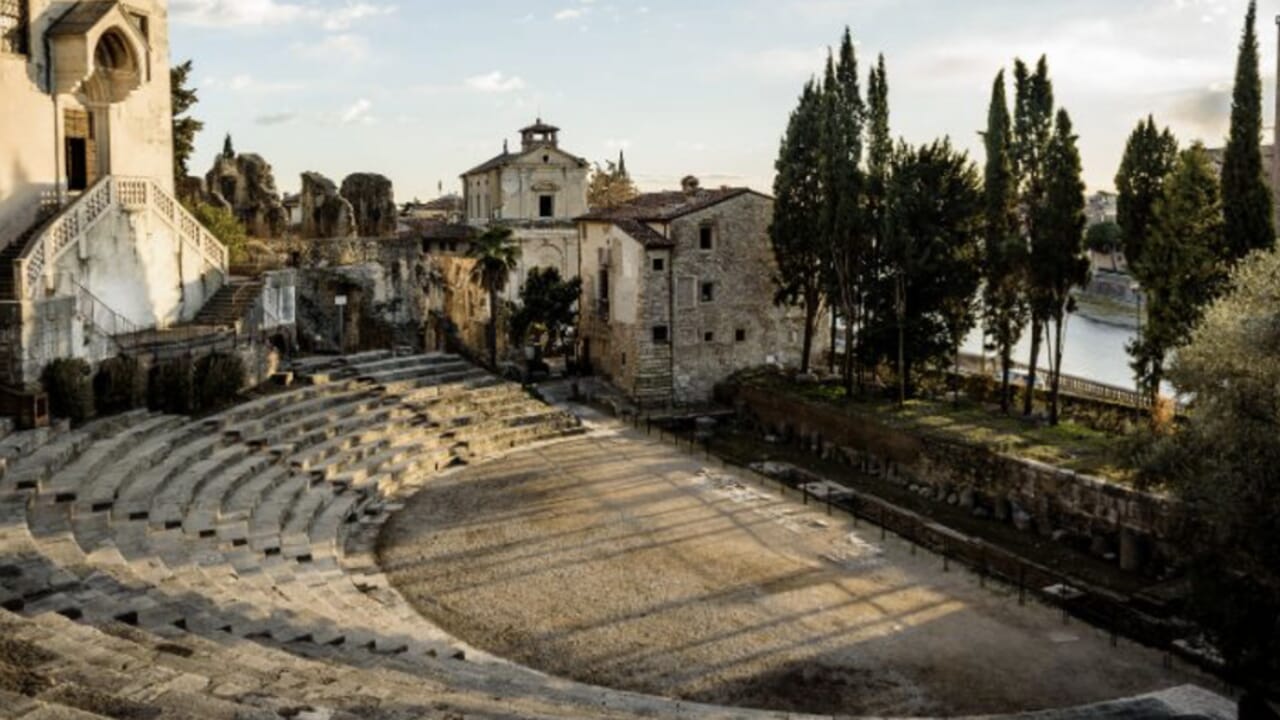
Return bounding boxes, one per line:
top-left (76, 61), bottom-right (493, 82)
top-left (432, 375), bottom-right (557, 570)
top-left (1, 0), bottom-right (29, 55)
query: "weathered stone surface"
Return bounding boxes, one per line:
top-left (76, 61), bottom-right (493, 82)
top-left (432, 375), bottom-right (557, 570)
top-left (300, 172), bottom-right (355, 239)
top-left (206, 153), bottom-right (288, 238)
top-left (341, 173), bottom-right (398, 238)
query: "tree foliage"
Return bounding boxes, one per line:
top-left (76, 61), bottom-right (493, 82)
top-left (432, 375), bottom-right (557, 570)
top-left (1115, 116), bottom-right (1178, 270)
top-left (467, 226), bottom-right (521, 368)
top-left (1012, 56), bottom-right (1057, 417)
top-left (187, 201), bottom-right (248, 263)
top-left (770, 80), bottom-right (826, 373)
top-left (1128, 144), bottom-right (1227, 410)
top-left (171, 60), bottom-right (204, 186)
top-left (882, 139), bottom-right (984, 402)
top-left (981, 69), bottom-right (1028, 413)
top-left (509, 267), bottom-right (582, 352)
top-left (1084, 221), bottom-right (1122, 254)
top-left (1139, 247), bottom-right (1280, 696)
top-left (1221, 0), bottom-right (1275, 260)
top-left (586, 154), bottom-right (638, 210)
top-left (1033, 109), bottom-right (1090, 425)
top-left (819, 29), bottom-right (868, 393)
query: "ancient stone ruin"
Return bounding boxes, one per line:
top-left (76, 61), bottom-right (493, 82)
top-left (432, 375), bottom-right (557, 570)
top-left (341, 172), bottom-right (398, 238)
top-left (300, 171), bottom-right (356, 239)
top-left (205, 152), bottom-right (289, 238)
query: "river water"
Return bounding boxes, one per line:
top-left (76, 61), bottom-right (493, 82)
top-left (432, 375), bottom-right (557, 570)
top-left (962, 309), bottom-right (1139, 390)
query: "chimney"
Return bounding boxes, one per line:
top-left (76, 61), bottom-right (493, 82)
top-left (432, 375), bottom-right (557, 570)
top-left (680, 175), bottom-right (700, 194)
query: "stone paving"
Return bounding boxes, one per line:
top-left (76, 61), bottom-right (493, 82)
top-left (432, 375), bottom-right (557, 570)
top-left (0, 358), bottom-right (1237, 719)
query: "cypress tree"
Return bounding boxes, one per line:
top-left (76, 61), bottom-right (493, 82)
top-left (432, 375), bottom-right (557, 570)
top-left (1034, 109), bottom-right (1090, 425)
top-left (770, 80), bottom-right (826, 373)
top-left (821, 28), bottom-right (867, 395)
top-left (1130, 144), bottom-right (1228, 413)
top-left (862, 55), bottom-right (892, 374)
top-left (981, 70), bottom-right (1028, 414)
top-left (1012, 57), bottom-right (1055, 417)
top-left (1221, 0), bottom-right (1275, 259)
top-left (1115, 116), bottom-right (1179, 271)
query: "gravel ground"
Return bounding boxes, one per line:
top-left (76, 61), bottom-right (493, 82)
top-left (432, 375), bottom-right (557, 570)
top-left (379, 424), bottom-right (1211, 718)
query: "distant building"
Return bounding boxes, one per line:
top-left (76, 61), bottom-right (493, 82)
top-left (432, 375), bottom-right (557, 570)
top-left (461, 119), bottom-right (589, 300)
top-left (576, 177), bottom-right (804, 406)
top-left (1204, 144), bottom-right (1280, 228)
top-left (402, 195), bottom-right (463, 224)
top-left (1086, 191), bottom-right (1117, 227)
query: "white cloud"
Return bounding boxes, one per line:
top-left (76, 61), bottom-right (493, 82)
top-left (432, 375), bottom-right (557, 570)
top-left (340, 98), bottom-right (373, 125)
top-left (554, 7), bottom-right (585, 21)
top-left (171, 0), bottom-right (395, 29)
top-left (465, 71), bottom-right (526, 93)
top-left (292, 33), bottom-right (370, 62)
top-left (728, 46), bottom-right (828, 82)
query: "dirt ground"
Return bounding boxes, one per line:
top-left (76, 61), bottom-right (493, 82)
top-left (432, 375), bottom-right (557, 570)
top-left (378, 423), bottom-right (1212, 718)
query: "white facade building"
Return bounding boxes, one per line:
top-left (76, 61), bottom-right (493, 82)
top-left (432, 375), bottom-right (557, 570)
top-left (1, 0), bottom-right (229, 386)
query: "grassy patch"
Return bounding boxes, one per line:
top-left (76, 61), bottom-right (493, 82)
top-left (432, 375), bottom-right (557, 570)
top-left (757, 376), bottom-right (1134, 482)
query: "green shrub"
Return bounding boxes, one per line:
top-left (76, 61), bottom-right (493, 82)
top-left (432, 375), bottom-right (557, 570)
top-left (94, 355), bottom-right (145, 416)
top-left (41, 358), bottom-right (94, 424)
top-left (194, 352), bottom-right (245, 412)
top-left (149, 357), bottom-right (195, 415)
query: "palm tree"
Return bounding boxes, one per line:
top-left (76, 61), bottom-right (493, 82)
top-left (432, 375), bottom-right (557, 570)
top-left (467, 227), bottom-right (521, 368)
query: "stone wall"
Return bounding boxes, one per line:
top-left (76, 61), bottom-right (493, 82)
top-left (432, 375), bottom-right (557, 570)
top-left (293, 237), bottom-right (430, 353)
top-left (728, 382), bottom-right (1181, 574)
top-left (666, 194), bottom-right (804, 404)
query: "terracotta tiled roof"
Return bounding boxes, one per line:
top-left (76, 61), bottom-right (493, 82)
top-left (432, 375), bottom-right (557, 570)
top-left (578, 188), bottom-right (768, 223)
top-left (405, 220), bottom-right (477, 240)
top-left (461, 151), bottom-right (514, 177)
top-left (614, 219), bottom-right (673, 249)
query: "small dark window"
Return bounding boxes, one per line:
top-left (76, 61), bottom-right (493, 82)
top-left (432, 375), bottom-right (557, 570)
top-left (700, 282), bottom-right (715, 303)
top-left (699, 226), bottom-right (714, 250)
top-left (599, 269), bottom-right (609, 300)
top-left (1, 0), bottom-right (29, 55)
top-left (652, 257), bottom-right (665, 272)
top-left (621, 352), bottom-right (627, 367)
top-left (652, 325), bottom-right (669, 344)
top-left (543, 154), bottom-right (550, 163)
top-left (704, 331), bottom-right (714, 343)
top-left (539, 195), bottom-right (554, 218)
top-left (735, 328), bottom-right (747, 343)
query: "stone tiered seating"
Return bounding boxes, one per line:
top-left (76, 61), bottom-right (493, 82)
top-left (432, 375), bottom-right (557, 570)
top-left (0, 351), bottom-right (1231, 719)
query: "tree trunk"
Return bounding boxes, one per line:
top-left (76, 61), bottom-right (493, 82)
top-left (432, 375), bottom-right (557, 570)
top-left (953, 344), bottom-right (961, 407)
top-left (1022, 316), bottom-right (1042, 417)
top-left (843, 317), bottom-right (855, 398)
top-left (800, 289), bottom-right (819, 374)
top-left (488, 286), bottom-right (499, 369)
top-left (828, 308), bottom-right (838, 374)
top-left (896, 276), bottom-right (906, 407)
top-left (1049, 314), bottom-right (1066, 426)
top-left (1000, 343), bottom-right (1013, 415)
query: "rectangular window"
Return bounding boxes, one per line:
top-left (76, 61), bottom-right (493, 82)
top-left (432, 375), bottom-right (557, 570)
top-left (599, 269), bottom-right (609, 300)
top-left (539, 195), bottom-right (555, 218)
top-left (699, 226), bottom-right (714, 250)
top-left (652, 325), bottom-right (669, 344)
top-left (735, 328), bottom-right (747, 343)
top-left (1, 0), bottom-right (29, 55)
top-left (704, 331), bottom-right (714, 343)
top-left (700, 281), bottom-right (715, 303)
top-left (651, 257), bottom-right (665, 272)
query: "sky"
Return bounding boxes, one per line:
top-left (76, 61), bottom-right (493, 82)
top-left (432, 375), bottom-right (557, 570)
top-left (170, 0), bottom-right (1280, 201)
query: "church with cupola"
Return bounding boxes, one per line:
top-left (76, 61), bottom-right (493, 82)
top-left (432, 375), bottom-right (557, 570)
top-left (460, 119), bottom-right (590, 299)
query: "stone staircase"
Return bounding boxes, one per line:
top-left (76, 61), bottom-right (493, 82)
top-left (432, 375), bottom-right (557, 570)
top-left (0, 351), bottom-right (1236, 719)
top-left (190, 278), bottom-right (264, 328)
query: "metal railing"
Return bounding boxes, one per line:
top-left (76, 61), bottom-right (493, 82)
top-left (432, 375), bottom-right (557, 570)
top-left (73, 281), bottom-right (141, 353)
top-left (957, 352), bottom-right (1150, 410)
top-left (15, 176), bottom-right (229, 299)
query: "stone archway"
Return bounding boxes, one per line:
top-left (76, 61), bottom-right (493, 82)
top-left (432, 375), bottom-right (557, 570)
top-left (70, 27), bottom-right (143, 186)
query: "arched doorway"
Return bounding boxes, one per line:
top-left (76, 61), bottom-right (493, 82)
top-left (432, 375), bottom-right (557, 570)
top-left (66, 28), bottom-right (143, 190)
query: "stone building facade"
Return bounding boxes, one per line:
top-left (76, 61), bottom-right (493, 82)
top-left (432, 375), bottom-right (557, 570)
top-left (0, 0), bottom-right (231, 386)
top-left (461, 119), bottom-right (588, 301)
top-left (577, 182), bottom-right (804, 406)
